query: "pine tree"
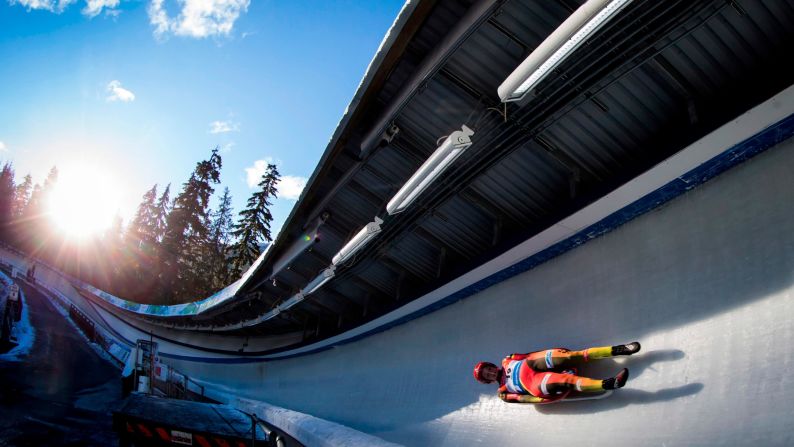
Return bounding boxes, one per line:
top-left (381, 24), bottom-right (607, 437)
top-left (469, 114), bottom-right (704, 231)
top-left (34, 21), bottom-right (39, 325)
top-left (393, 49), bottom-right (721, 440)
top-left (21, 184), bottom-right (43, 222)
top-left (229, 163), bottom-right (279, 278)
top-left (13, 174), bottom-right (32, 219)
top-left (140, 183), bottom-right (171, 302)
top-left (9, 173), bottom-right (31, 249)
top-left (101, 213), bottom-right (126, 293)
top-left (37, 166), bottom-right (59, 259)
top-left (160, 148), bottom-right (222, 302)
top-left (206, 187), bottom-right (234, 290)
top-left (210, 188), bottom-right (234, 248)
top-left (128, 184), bottom-right (159, 250)
top-left (153, 184), bottom-right (171, 243)
top-left (19, 183), bottom-right (43, 253)
top-left (119, 184), bottom-right (160, 300)
top-left (42, 166), bottom-right (58, 196)
top-left (0, 163), bottom-right (15, 242)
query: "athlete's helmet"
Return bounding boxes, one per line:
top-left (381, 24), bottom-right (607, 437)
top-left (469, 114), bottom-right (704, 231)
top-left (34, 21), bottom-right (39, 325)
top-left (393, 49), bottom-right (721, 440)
top-left (473, 361), bottom-right (497, 384)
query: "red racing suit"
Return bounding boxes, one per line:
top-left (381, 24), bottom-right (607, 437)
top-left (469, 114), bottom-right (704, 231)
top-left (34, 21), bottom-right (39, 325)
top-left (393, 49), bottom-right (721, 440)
top-left (497, 348), bottom-right (608, 403)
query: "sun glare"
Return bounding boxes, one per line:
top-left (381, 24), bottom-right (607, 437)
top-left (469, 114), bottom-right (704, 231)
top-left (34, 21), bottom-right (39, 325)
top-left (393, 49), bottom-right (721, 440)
top-left (47, 165), bottom-right (121, 239)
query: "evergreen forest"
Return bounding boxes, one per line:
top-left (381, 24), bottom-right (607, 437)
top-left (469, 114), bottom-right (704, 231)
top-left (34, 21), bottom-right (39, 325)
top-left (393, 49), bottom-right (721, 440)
top-left (0, 148), bottom-right (281, 304)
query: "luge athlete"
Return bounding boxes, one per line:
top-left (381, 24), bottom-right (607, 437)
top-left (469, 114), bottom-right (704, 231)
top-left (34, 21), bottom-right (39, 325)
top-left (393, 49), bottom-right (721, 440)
top-left (473, 342), bottom-right (640, 403)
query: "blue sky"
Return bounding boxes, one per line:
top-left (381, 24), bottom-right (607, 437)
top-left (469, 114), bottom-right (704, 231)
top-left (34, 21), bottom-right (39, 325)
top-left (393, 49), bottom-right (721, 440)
top-left (0, 0), bottom-right (404, 236)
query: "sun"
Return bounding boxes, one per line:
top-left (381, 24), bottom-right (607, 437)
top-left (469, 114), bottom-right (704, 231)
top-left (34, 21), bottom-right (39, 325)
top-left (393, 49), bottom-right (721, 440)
top-left (47, 164), bottom-right (121, 239)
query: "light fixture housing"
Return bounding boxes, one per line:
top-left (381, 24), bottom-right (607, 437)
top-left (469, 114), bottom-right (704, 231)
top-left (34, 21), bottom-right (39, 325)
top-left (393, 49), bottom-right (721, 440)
top-left (498, 0), bottom-right (633, 102)
top-left (332, 217), bottom-right (384, 266)
top-left (387, 125), bottom-right (475, 215)
top-left (302, 267), bottom-right (336, 296)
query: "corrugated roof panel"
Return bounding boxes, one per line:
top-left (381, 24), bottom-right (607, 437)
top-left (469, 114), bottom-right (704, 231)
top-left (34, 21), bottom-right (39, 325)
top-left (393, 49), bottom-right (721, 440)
top-left (355, 262), bottom-right (400, 299)
top-left (554, 65), bottom-right (692, 176)
top-left (328, 272), bottom-right (371, 300)
top-left (542, 124), bottom-right (615, 180)
top-left (368, 142), bottom-right (421, 188)
top-left (420, 196), bottom-right (492, 256)
top-left (663, 42), bottom-right (720, 98)
top-left (558, 106), bottom-right (636, 170)
top-left (674, 39), bottom-right (734, 89)
top-left (373, 0), bottom-right (471, 114)
top-left (325, 188), bottom-right (380, 229)
top-left (398, 77), bottom-right (482, 146)
top-left (444, 24), bottom-right (522, 98)
top-left (411, 0), bottom-right (471, 57)
top-left (494, 0), bottom-right (585, 50)
top-left (697, 22), bottom-right (754, 76)
top-left (741, 0), bottom-right (791, 44)
top-left (468, 144), bottom-right (569, 222)
top-left (352, 165), bottom-right (400, 206)
top-left (761, 0), bottom-right (794, 30)
top-left (596, 79), bottom-right (671, 145)
top-left (387, 233), bottom-right (440, 281)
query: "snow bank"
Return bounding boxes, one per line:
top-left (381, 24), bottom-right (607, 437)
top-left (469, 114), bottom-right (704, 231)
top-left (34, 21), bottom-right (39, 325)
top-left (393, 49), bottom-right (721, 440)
top-left (0, 272), bottom-right (35, 361)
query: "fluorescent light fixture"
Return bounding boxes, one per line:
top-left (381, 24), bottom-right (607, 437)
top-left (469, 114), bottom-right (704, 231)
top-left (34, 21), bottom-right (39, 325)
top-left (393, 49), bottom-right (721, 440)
top-left (303, 267), bottom-right (335, 296)
top-left (332, 217), bottom-right (384, 266)
top-left (498, 0), bottom-right (633, 102)
top-left (387, 125), bottom-right (475, 215)
top-left (277, 293), bottom-right (305, 312)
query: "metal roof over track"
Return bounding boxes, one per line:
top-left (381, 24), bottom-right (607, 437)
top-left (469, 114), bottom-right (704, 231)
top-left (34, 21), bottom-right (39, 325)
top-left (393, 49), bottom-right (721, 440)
top-left (124, 0), bottom-right (794, 348)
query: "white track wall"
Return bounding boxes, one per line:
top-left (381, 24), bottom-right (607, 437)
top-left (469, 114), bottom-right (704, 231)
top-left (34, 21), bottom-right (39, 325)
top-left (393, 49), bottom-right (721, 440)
top-left (2, 103), bottom-right (793, 445)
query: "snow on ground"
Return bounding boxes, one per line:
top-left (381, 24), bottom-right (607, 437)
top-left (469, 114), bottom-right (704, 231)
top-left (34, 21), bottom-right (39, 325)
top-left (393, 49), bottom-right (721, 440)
top-left (0, 272), bottom-right (35, 361)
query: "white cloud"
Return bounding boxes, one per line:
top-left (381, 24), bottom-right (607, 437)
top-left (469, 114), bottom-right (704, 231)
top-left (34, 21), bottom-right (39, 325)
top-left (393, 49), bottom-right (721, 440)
top-left (244, 160), bottom-right (307, 200)
top-left (0, 141), bottom-right (6, 152)
top-left (9, 0), bottom-right (75, 13)
top-left (220, 141), bottom-right (235, 153)
top-left (209, 120), bottom-right (239, 134)
top-left (83, 0), bottom-right (119, 18)
top-left (10, 0), bottom-right (114, 16)
top-left (147, 0), bottom-right (171, 36)
top-left (279, 175), bottom-right (307, 200)
top-left (106, 80), bottom-right (135, 102)
top-left (148, 0), bottom-right (251, 39)
top-left (244, 159), bottom-right (273, 188)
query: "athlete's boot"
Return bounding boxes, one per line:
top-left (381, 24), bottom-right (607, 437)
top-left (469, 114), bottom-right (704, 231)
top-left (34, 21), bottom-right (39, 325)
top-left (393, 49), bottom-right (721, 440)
top-left (611, 341), bottom-right (641, 356)
top-left (602, 368), bottom-right (629, 390)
